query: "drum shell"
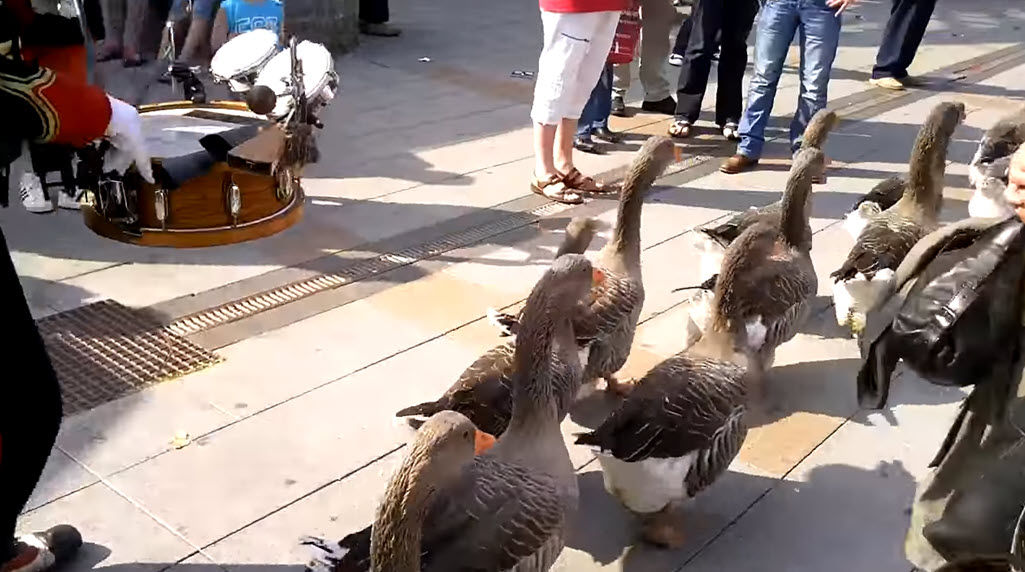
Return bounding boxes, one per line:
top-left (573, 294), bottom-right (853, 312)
top-left (82, 101), bottom-right (304, 248)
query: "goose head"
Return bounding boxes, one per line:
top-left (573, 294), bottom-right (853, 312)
top-left (556, 217), bottom-right (605, 258)
top-left (372, 411), bottom-right (495, 570)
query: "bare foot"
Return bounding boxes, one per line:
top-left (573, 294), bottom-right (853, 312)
top-left (641, 504), bottom-right (686, 548)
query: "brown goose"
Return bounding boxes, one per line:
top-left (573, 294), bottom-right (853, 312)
top-left (396, 217), bottom-right (602, 437)
top-left (490, 136), bottom-right (678, 395)
top-left (303, 254), bottom-right (595, 571)
top-left (575, 301), bottom-right (751, 548)
top-left (686, 148), bottom-right (824, 370)
top-left (831, 101), bottom-right (965, 334)
top-left (692, 109), bottom-right (837, 283)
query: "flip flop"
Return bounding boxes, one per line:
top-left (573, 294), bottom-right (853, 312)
top-left (561, 167), bottom-right (614, 194)
top-left (530, 173), bottom-right (584, 205)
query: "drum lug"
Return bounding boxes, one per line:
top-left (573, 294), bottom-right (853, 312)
top-left (227, 179), bottom-right (242, 227)
top-left (155, 189), bottom-right (169, 230)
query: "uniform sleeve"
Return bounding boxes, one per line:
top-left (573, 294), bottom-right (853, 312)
top-left (0, 0), bottom-right (111, 146)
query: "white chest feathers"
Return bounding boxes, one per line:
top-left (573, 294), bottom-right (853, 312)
top-left (842, 203), bottom-right (879, 241)
top-left (594, 452), bottom-right (698, 514)
top-left (831, 268), bottom-right (895, 332)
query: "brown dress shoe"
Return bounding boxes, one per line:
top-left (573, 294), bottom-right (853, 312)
top-left (720, 154), bottom-right (758, 174)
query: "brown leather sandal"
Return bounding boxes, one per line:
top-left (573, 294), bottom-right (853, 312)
top-left (561, 167), bottom-right (614, 194)
top-left (530, 173), bottom-right (583, 205)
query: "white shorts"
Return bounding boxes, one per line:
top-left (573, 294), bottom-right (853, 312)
top-left (530, 10), bottom-right (621, 126)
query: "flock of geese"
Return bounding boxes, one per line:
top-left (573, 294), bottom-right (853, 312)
top-left (301, 100), bottom-right (1025, 571)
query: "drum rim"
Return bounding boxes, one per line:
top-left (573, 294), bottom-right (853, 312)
top-left (210, 29), bottom-right (280, 79)
top-left (256, 40), bottom-right (334, 99)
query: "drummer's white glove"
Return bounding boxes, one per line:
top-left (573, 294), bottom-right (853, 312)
top-left (104, 96), bottom-right (154, 183)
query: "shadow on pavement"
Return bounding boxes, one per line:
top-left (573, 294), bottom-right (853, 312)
top-left (566, 460), bottom-right (917, 570)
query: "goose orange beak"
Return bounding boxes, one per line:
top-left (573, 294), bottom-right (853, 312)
top-left (474, 430), bottom-right (496, 455)
top-left (592, 268), bottom-right (605, 285)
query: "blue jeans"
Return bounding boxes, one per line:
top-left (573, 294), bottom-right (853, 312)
top-left (737, 0), bottom-right (841, 159)
top-left (577, 63), bottom-right (614, 138)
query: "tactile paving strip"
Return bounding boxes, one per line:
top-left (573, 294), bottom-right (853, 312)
top-left (36, 300), bottom-right (222, 414)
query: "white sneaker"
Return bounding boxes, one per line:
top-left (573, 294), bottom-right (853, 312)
top-left (19, 173), bottom-right (54, 214)
top-left (57, 189), bottom-right (82, 210)
top-left (668, 54), bottom-right (684, 67)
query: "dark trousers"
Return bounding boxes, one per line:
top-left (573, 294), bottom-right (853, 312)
top-left (871, 0), bottom-right (937, 80)
top-left (0, 226), bottom-right (63, 557)
top-left (672, 15), bottom-right (693, 57)
top-left (674, 0), bottom-right (758, 126)
top-left (359, 0), bottom-right (389, 24)
top-left (577, 63), bottom-right (614, 137)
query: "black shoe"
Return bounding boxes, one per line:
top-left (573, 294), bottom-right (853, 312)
top-left (574, 136), bottom-right (603, 154)
top-left (2, 525), bottom-right (83, 572)
top-left (592, 126), bottom-right (623, 144)
top-left (641, 96), bottom-right (676, 115)
top-left (610, 96), bottom-right (627, 117)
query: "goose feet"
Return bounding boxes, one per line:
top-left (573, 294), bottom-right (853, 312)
top-left (641, 503), bottom-right (686, 548)
top-left (603, 375), bottom-right (636, 397)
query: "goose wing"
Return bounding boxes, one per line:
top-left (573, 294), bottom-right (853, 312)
top-left (421, 457), bottom-right (567, 570)
top-left (831, 213), bottom-right (928, 282)
top-left (718, 250), bottom-right (817, 351)
top-left (395, 344), bottom-right (515, 437)
top-left (699, 203), bottom-right (783, 248)
top-left (576, 355), bottom-right (746, 462)
top-left (857, 175), bottom-right (906, 211)
top-left (571, 271), bottom-right (644, 341)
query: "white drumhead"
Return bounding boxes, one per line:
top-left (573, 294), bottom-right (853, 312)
top-left (254, 41), bottom-right (335, 116)
top-left (210, 29), bottom-right (280, 81)
top-left (139, 106), bottom-right (264, 159)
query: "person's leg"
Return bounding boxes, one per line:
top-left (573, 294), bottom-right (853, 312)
top-left (359, 0), bottom-right (400, 36)
top-left (98, 0), bottom-right (125, 59)
top-left (637, 0), bottom-right (675, 111)
top-left (790, 0), bottom-right (841, 152)
top-left (713, 0), bottom-right (758, 129)
top-left (871, 0), bottom-right (936, 81)
top-left (121, 0), bottom-right (148, 65)
top-left (611, 61), bottom-right (632, 115)
top-left (672, 0), bottom-right (721, 126)
top-left (575, 74), bottom-right (603, 152)
top-left (733, 0), bottom-right (800, 162)
top-left (532, 11), bottom-right (613, 200)
top-left (557, 11), bottom-right (620, 174)
top-left (592, 63), bottom-right (621, 142)
top-left (0, 227), bottom-right (75, 571)
top-left (671, 15), bottom-right (693, 58)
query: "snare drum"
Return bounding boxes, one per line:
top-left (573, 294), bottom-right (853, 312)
top-left (210, 29), bottom-right (279, 93)
top-left (254, 40), bottom-right (338, 118)
top-left (81, 101), bottom-right (304, 248)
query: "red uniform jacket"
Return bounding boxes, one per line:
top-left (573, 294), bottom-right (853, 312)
top-left (0, 0), bottom-right (111, 145)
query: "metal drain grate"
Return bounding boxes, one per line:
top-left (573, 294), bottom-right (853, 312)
top-left (37, 300), bottom-right (223, 414)
top-left (166, 201), bottom-right (569, 337)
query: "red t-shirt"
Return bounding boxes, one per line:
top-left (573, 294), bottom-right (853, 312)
top-left (539, 0), bottom-right (629, 13)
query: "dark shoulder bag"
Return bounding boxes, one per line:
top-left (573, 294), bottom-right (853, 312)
top-left (858, 217), bottom-right (1025, 408)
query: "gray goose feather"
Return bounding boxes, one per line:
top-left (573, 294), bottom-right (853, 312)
top-left (830, 101), bottom-right (966, 331)
top-left (711, 147), bottom-right (823, 368)
top-left (305, 255), bottom-right (595, 572)
top-left (692, 109), bottom-right (837, 282)
top-left (490, 137), bottom-right (678, 388)
top-left (575, 354), bottom-right (747, 513)
top-left (397, 218), bottom-right (602, 437)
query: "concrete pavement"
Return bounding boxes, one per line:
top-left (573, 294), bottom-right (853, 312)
top-left (6, 0), bottom-right (1025, 569)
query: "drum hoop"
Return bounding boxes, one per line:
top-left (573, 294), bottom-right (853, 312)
top-left (128, 185), bottom-right (303, 234)
top-left (139, 100), bottom-right (253, 114)
top-left (210, 30), bottom-right (280, 79)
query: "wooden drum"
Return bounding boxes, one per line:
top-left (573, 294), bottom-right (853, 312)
top-left (81, 101), bottom-right (304, 248)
